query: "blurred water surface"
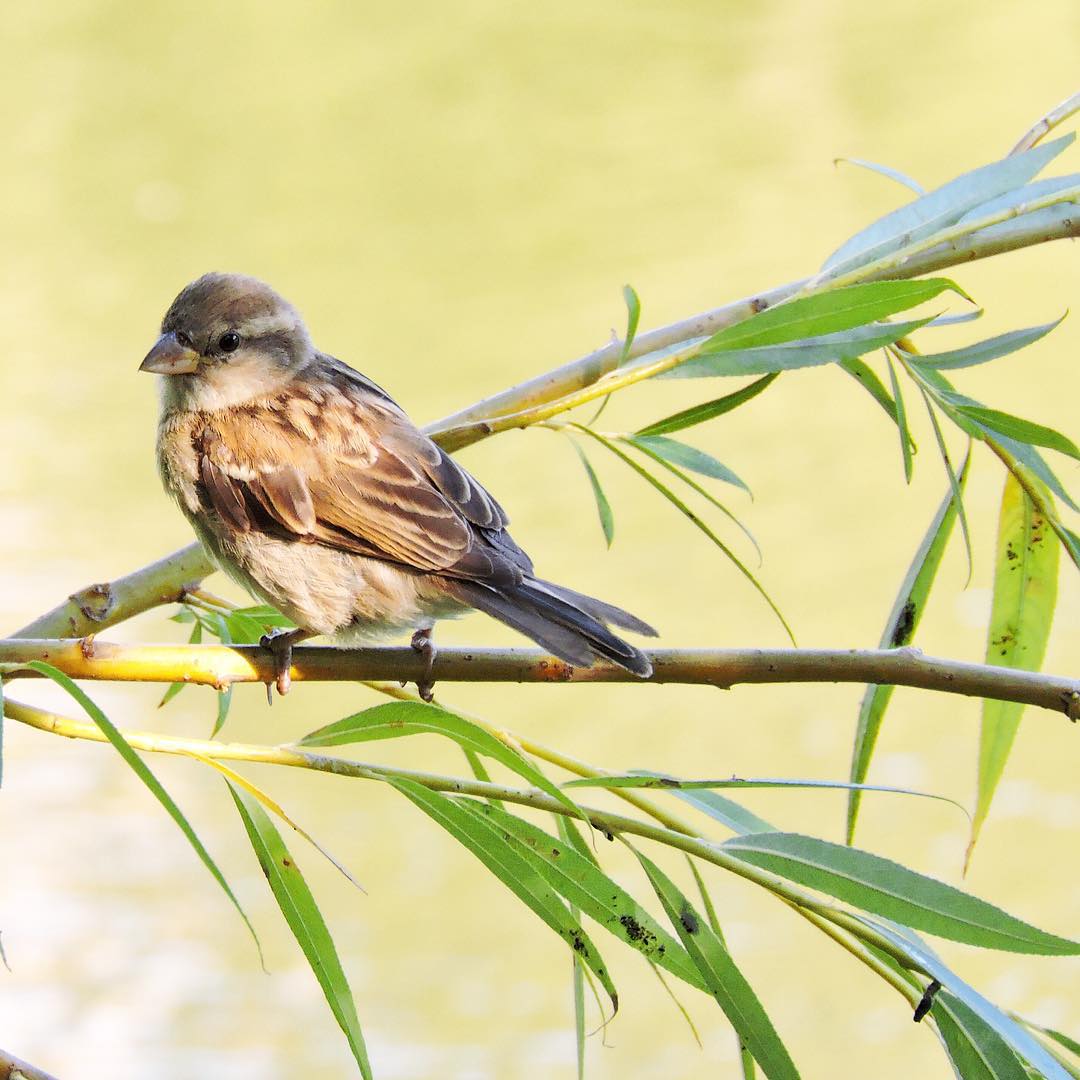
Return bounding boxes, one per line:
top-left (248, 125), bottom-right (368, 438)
top-left (1, 2), bottom-right (1078, 1077)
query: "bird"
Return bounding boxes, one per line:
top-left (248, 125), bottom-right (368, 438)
top-left (140, 272), bottom-right (657, 701)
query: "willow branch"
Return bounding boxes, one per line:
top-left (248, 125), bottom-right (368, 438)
top-left (0, 1048), bottom-right (60, 1080)
top-left (4, 640), bottom-right (1080, 718)
top-left (2, 696), bottom-right (930, 976)
top-left (1009, 89), bottom-right (1080, 155)
top-left (427, 202), bottom-right (1080, 451)
top-left (13, 543), bottom-right (213, 639)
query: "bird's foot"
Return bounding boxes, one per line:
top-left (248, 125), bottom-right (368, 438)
top-left (410, 627), bottom-right (436, 703)
top-left (260, 628), bottom-right (309, 701)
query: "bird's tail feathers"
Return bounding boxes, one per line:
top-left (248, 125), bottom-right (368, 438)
top-left (528, 578), bottom-right (658, 638)
top-left (449, 577), bottom-right (654, 677)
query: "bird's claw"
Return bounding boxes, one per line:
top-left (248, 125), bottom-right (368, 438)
top-left (261, 629), bottom-right (300, 700)
top-left (411, 627), bottom-right (436, 702)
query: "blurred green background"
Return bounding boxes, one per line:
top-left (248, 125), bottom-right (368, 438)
top-left (2, 2), bottom-right (1078, 1077)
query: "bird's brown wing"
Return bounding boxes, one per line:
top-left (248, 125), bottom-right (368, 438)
top-left (196, 356), bottom-right (532, 587)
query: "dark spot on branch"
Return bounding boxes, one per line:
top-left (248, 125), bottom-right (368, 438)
top-left (913, 979), bottom-right (941, 1022)
top-left (71, 582), bottom-right (116, 623)
top-left (750, 297), bottom-right (769, 313)
top-left (1064, 691), bottom-right (1080, 722)
top-left (891, 601), bottom-right (916, 647)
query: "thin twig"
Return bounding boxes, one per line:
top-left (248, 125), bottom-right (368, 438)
top-left (4, 640), bottom-right (1080, 718)
top-left (1009, 90), bottom-right (1080, 155)
top-left (0, 1048), bottom-right (61, 1080)
top-left (427, 204), bottom-right (1080, 451)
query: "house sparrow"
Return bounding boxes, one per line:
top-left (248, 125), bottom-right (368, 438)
top-left (140, 273), bottom-right (656, 700)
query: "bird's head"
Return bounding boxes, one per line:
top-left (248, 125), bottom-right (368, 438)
top-left (140, 272), bottom-right (314, 412)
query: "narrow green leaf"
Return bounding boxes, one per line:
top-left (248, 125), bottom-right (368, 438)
top-left (911, 318), bottom-right (1063, 370)
top-left (211, 615), bottom-right (233, 738)
top-left (915, 357), bottom-right (1080, 514)
top-left (628, 436), bottom-right (748, 492)
top-left (619, 284), bottom-right (642, 365)
top-left (564, 774), bottom-right (968, 822)
top-left (968, 475), bottom-right (1059, 865)
top-left (862, 918), bottom-right (1073, 1080)
top-left (227, 784), bottom-right (371, 1078)
top-left (740, 1042), bottom-right (759, 1080)
top-left (834, 156), bottom-right (925, 194)
top-left (846, 452), bottom-right (970, 842)
top-left (723, 832), bottom-right (1080, 954)
top-left (462, 746), bottom-right (494, 784)
top-left (636, 374), bottom-right (778, 436)
top-left (622, 435), bottom-right (761, 560)
top-left (571, 941), bottom-right (587, 1073)
top-left (1031, 1025), bottom-right (1080, 1060)
top-left (195, 754), bottom-right (363, 891)
top-left (234, 603), bottom-right (297, 630)
top-left (935, 990), bottom-right (1032, 1080)
top-left (664, 316), bottom-right (936, 379)
top-left (460, 801), bottom-right (707, 992)
top-left (989, 432), bottom-right (1079, 514)
top-left (572, 962), bottom-right (587, 1078)
top-left (649, 962), bottom-right (703, 1049)
top-left (389, 781), bottom-right (618, 1011)
top-left (571, 441), bottom-right (615, 547)
top-left (927, 309), bottom-right (985, 327)
top-left (1061, 526), bottom-right (1080, 572)
top-left (159, 618), bottom-right (202, 708)
top-left (924, 393), bottom-right (975, 580)
top-left (697, 280), bottom-right (958, 354)
top-left (685, 857), bottom-right (723, 938)
top-left (298, 700), bottom-right (585, 823)
top-left (957, 406), bottom-right (1080, 462)
top-left (27, 661), bottom-right (261, 957)
top-left (668, 788), bottom-right (777, 837)
top-left (839, 357), bottom-right (903, 430)
top-left (635, 847), bottom-right (800, 1080)
top-left (822, 136), bottom-right (1074, 274)
top-left (572, 425), bottom-right (794, 643)
top-left (554, 815), bottom-right (587, 1080)
top-left (556, 814), bottom-right (599, 867)
top-left (885, 355), bottom-right (914, 482)
top-left (679, 860), bottom-right (747, 1072)
top-left (957, 173), bottom-right (1080, 225)
top-left (226, 611), bottom-right (272, 644)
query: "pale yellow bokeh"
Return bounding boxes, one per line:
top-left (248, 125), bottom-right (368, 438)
top-left (1, 2), bottom-right (1078, 1077)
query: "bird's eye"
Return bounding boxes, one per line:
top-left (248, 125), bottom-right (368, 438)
top-left (219, 330), bottom-right (241, 354)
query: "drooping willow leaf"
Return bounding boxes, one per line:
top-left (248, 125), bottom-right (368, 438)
top-left (967, 474), bottom-right (1059, 868)
top-left (821, 135), bottom-right (1073, 274)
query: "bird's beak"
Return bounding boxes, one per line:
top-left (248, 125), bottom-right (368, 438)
top-left (139, 331), bottom-right (200, 375)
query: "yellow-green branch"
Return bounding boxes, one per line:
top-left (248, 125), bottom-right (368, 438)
top-left (3, 695), bottom-right (930, 979)
top-left (4, 639), bottom-right (1079, 717)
